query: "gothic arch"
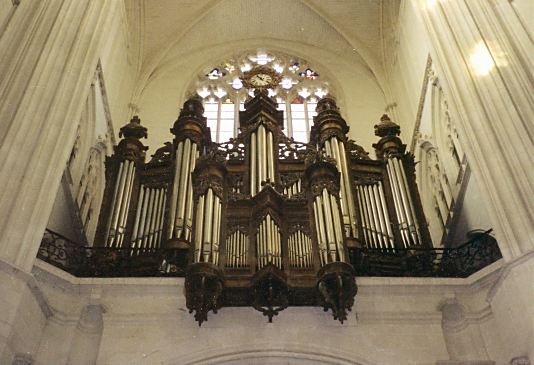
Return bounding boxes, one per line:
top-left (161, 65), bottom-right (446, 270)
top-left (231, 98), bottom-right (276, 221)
top-left (167, 343), bottom-right (378, 365)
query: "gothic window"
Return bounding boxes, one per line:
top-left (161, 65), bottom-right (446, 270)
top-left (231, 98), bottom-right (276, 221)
top-left (431, 80), bottom-right (466, 186)
top-left (76, 146), bottom-right (106, 243)
top-left (191, 51), bottom-right (331, 143)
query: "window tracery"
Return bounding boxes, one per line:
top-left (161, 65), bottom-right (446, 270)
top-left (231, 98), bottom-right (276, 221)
top-left (190, 51), bottom-right (330, 143)
top-left (415, 76), bottom-right (468, 246)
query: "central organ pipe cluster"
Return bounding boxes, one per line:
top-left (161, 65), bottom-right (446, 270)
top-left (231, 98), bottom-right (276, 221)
top-left (255, 214), bottom-right (282, 269)
top-left (250, 123), bottom-right (275, 195)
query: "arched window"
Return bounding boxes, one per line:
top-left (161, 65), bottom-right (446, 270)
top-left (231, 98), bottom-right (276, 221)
top-left (191, 51), bottom-right (330, 143)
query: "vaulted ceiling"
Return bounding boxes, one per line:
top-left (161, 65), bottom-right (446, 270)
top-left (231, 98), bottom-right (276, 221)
top-left (123, 0), bottom-right (401, 152)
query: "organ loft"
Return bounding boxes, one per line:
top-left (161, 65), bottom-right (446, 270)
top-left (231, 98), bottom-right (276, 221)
top-left (41, 65), bottom-right (500, 327)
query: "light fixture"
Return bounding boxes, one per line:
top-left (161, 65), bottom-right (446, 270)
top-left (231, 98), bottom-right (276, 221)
top-left (470, 41), bottom-right (495, 76)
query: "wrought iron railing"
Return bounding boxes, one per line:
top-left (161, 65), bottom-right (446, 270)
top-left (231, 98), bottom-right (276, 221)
top-left (349, 230), bottom-right (502, 278)
top-left (38, 229), bottom-right (501, 278)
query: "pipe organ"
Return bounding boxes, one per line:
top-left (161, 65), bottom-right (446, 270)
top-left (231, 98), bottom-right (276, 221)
top-left (95, 71), bottom-right (431, 324)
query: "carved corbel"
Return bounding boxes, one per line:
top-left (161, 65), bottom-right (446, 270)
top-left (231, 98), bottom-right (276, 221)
top-left (184, 262), bottom-right (224, 326)
top-left (317, 261), bottom-right (357, 323)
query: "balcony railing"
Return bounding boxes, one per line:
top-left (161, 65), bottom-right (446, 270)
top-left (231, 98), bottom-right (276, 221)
top-left (38, 229), bottom-right (501, 278)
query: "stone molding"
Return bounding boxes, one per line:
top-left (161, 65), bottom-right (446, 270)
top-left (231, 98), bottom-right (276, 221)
top-left (436, 361), bottom-right (495, 365)
top-left (174, 342), bottom-right (375, 365)
top-left (12, 353), bottom-right (32, 365)
top-left (510, 356), bottom-right (531, 365)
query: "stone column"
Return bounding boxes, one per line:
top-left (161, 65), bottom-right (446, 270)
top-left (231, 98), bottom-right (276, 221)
top-left (0, 0), bottom-right (118, 271)
top-left (437, 299), bottom-right (494, 365)
top-left (0, 0), bottom-right (119, 361)
top-left (67, 305), bottom-right (104, 365)
top-left (412, 0), bottom-right (534, 260)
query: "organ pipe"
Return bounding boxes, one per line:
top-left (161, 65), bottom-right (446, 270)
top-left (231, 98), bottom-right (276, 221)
top-left (250, 132), bottom-right (257, 195)
top-left (130, 184), bottom-right (145, 247)
top-left (255, 214), bottom-right (281, 269)
top-left (324, 137), bottom-right (358, 238)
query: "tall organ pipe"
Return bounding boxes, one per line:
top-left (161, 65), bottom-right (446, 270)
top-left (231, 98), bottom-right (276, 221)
top-left (387, 162), bottom-right (410, 247)
top-left (267, 131), bottom-right (274, 180)
top-left (324, 137), bottom-right (357, 238)
top-left (250, 132), bottom-right (257, 195)
top-left (194, 195), bottom-right (205, 262)
top-left (184, 145), bottom-right (198, 241)
top-left (107, 161), bottom-right (128, 246)
top-left (130, 184), bottom-right (145, 247)
top-left (116, 161), bottom-right (136, 247)
top-left (394, 157), bottom-right (421, 244)
top-left (203, 189), bottom-right (214, 262)
top-left (378, 181), bottom-right (394, 248)
top-left (168, 141), bottom-right (183, 238)
top-left (175, 138), bottom-right (192, 237)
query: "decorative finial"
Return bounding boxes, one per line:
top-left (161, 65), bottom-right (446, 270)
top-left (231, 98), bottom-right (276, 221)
top-left (119, 116), bottom-right (148, 139)
top-left (374, 114), bottom-right (400, 138)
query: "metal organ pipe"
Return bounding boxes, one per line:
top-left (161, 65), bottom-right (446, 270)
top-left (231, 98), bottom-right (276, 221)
top-left (394, 157), bottom-right (421, 244)
top-left (134, 186), bottom-right (149, 249)
top-left (324, 137), bottom-right (358, 238)
top-left (250, 124), bottom-right (275, 196)
top-left (203, 189), bottom-right (214, 262)
top-left (255, 215), bottom-right (281, 269)
top-left (336, 138), bottom-right (358, 238)
top-left (378, 181), bottom-right (394, 248)
top-left (250, 132), bottom-right (257, 195)
top-left (371, 184), bottom-right (388, 248)
top-left (168, 139), bottom-right (197, 241)
top-left (184, 145), bottom-right (198, 241)
top-left (149, 189), bottom-right (161, 249)
top-left (194, 195), bottom-right (205, 262)
top-left (313, 188), bottom-right (346, 263)
top-left (116, 161), bottom-right (136, 247)
top-left (267, 131), bottom-right (274, 180)
top-left (130, 184), bottom-right (145, 248)
top-left (175, 138), bottom-right (192, 238)
top-left (357, 187), bottom-right (370, 245)
top-left (108, 161), bottom-right (127, 244)
top-left (154, 188), bottom-right (167, 248)
top-left (141, 187), bottom-right (155, 250)
top-left (258, 125), bottom-right (265, 189)
top-left (386, 161), bottom-right (410, 247)
top-left (390, 158), bottom-right (416, 244)
top-left (168, 141), bottom-right (183, 238)
top-left (364, 185), bottom-right (381, 248)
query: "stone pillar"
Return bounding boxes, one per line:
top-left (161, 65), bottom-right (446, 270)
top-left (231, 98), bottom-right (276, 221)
top-left (412, 0), bottom-right (534, 260)
top-left (439, 300), bottom-right (491, 362)
top-left (66, 305), bottom-right (104, 365)
top-left (0, 0), bottom-right (119, 271)
top-left (0, 0), bottom-right (119, 361)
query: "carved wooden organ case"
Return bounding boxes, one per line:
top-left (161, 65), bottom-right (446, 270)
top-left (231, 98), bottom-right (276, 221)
top-left (95, 90), bottom-right (432, 325)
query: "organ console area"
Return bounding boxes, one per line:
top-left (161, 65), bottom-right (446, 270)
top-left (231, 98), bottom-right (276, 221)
top-left (94, 68), bottom-right (432, 325)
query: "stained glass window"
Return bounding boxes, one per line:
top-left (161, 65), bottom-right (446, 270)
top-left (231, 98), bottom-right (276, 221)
top-left (192, 51), bottom-right (330, 143)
